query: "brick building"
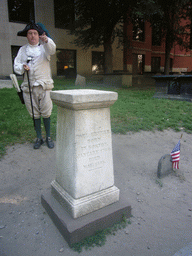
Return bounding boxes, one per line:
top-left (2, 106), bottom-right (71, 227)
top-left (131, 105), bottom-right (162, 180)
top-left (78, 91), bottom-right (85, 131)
top-left (123, 18), bottom-right (192, 75)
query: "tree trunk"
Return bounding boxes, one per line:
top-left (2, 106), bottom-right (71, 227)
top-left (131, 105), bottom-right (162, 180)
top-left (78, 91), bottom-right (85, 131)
top-left (123, 15), bottom-right (129, 71)
top-left (164, 50), bottom-right (170, 75)
top-left (164, 10), bottom-right (174, 75)
top-left (104, 38), bottom-right (113, 74)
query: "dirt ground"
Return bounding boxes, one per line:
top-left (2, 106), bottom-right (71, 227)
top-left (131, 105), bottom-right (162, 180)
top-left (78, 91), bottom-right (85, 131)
top-left (0, 129), bottom-right (192, 256)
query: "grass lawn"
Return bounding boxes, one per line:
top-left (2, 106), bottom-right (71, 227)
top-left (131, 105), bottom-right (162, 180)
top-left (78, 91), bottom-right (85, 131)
top-left (0, 78), bottom-right (192, 157)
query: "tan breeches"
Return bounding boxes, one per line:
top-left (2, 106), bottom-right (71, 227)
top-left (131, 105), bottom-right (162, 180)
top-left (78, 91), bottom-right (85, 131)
top-left (23, 85), bottom-right (53, 119)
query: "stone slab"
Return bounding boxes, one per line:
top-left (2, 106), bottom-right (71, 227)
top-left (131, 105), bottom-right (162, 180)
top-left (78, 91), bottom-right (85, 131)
top-left (157, 154), bottom-right (173, 178)
top-left (152, 75), bottom-right (192, 101)
top-left (41, 189), bottom-right (131, 246)
top-left (51, 89), bottom-right (118, 110)
top-left (75, 74), bottom-right (86, 87)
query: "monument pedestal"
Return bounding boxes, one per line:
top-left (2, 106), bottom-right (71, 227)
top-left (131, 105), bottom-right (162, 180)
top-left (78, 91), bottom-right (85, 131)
top-left (51, 180), bottom-right (119, 219)
top-left (41, 89), bottom-right (131, 244)
top-left (41, 188), bottom-right (131, 246)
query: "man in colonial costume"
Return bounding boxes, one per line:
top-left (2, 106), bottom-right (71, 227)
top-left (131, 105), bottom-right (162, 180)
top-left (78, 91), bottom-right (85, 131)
top-left (14, 22), bottom-right (56, 149)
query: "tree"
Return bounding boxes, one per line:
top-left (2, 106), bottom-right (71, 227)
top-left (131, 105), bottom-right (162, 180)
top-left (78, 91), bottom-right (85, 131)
top-left (150, 0), bottom-right (190, 74)
top-left (68, 0), bottom-right (155, 74)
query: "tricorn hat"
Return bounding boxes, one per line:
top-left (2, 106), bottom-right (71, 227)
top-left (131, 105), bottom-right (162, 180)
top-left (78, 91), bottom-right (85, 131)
top-left (17, 22), bottom-right (44, 37)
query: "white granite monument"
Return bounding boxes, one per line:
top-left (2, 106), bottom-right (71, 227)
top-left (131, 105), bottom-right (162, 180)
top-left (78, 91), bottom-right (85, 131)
top-left (50, 89), bottom-right (119, 218)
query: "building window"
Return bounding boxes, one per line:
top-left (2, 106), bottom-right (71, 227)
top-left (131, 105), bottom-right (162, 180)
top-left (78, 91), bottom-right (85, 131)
top-left (151, 57), bottom-right (161, 73)
top-left (11, 45), bottom-right (21, 74)
top-left (132, 18), bottom-right (145, 42)
top-left (54, 0), bottom-right (75, 29)
top-left (92, 51), bottom-right (104, 74)
top-left (190, 20), bottom-right (192, 49)
top-left (132, 54), bottom-right (145, 75)
top-left (7, 0), bottom-right (35, 23)
top-left (152, 25), bottom-right (162, 46)
top-left (56, 49), bottom-right (76, 77)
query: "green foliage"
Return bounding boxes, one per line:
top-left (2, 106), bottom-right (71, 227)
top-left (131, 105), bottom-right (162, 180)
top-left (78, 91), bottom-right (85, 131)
top-left (0, 88), bottom-right (36, 156)
top-left (156, 178), bottom-right (163, 187)
top-left (110, 87), bottom-right (192, 134)
top-left (70, 0), bottom-right (157, 49)
top-left (70, 0), bottom-right (131, 48)
top-left (69, 0), bottom-right (157, 73)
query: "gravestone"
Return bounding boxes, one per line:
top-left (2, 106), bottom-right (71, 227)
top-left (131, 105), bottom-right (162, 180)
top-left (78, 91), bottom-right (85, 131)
top-left (75, 74), bottom-right (86, 87)
top-left (157, 154), bottom-right (173, 178)
top-left (41, 89), bottom-right (131, 245)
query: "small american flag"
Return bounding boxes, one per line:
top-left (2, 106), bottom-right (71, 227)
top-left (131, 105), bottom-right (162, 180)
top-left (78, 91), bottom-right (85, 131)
top-left (170, 140), bottom-right (180, 169)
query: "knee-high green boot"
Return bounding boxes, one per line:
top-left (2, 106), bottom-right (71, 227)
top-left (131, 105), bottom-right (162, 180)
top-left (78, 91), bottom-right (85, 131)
top-left (34, 118), bottom-right (42, 139)
top-left (34, 118), bottom-right (43, 149)
top-left (43, 117), bottom-right (54, 148)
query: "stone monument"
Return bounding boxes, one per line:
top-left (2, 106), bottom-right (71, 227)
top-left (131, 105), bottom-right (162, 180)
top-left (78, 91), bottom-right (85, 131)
top-left (41, 89), bottom-right (131, 245)
top-left (51, 89), bottom-right (119, 218)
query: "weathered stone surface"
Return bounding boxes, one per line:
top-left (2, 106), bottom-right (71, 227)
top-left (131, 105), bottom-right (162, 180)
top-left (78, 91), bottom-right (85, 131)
top-left (51, 180), bottom-right (119, 218)
top-left (51, 89), bottom-right (118, 110)
top-left (157, 154), bottom-right (173, 178)
top-left (75, 74), bottom-right (86, 87)
top-left (50, 89), bottom-right (120, 218)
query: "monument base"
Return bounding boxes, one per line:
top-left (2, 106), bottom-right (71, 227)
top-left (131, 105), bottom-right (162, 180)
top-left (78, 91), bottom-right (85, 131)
top-left (51, 180), bottom-right (120, 219)
top-left (41, 188), bottom-right (131, 246)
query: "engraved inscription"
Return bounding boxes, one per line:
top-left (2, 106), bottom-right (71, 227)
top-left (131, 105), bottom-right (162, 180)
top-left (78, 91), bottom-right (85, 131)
top-left (76, 129), bottom-right (111, 171)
